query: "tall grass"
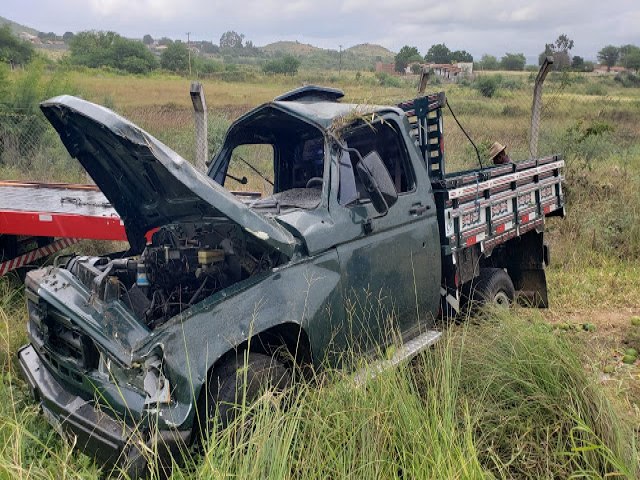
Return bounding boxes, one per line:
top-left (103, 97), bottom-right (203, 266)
top-left (2, 274), bottom-right (635, 479)
top-left (176, 314), bottom-right (636, 479)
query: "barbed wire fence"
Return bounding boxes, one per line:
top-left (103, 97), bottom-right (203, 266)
top-left (1, 72), bottom-right (637, 185)
top-left (440, 65), bottom-right (639, 174)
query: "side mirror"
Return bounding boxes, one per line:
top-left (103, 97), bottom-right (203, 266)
top-left (356, 151), bottom-right (398, 214)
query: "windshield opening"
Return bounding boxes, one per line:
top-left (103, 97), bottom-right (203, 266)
top-left (211, 106), bottom-right (326, 210)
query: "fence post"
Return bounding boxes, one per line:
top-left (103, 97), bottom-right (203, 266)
top-left (190, 82), bottom-right (208, 171)
top-left (529, 56), bottom-right (554, 158)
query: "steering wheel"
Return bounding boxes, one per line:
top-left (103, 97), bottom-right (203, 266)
top-left (305, 177), bottom-right (323, 188)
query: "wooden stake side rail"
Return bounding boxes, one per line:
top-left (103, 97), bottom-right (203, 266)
top-left (435, 158), bottom-right (565, 253)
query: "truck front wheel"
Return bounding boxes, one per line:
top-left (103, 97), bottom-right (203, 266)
top-left (199, 352), bottom-right (291, 445)
top-left (469, 268), bottom-right (515, 308)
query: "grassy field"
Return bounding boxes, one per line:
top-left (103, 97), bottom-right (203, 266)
top-left (1, 66), bottom-right (640, 478)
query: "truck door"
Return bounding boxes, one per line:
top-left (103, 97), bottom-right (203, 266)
top-left (329, 118), bottom-right (441, 351)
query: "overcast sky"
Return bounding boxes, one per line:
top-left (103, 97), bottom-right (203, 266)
top-left (3, 0), bottom-right (639, 63)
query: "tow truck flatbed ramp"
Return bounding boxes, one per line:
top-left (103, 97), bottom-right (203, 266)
top-left (0, 181), bottom-right (125, 276)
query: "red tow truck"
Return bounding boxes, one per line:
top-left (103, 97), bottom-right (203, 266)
top-left (0, 180), bottom-right (261, 276)
top-left (0, 180), bottom-right (126, 276)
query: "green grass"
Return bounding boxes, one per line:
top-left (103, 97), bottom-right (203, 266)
top-left (1, 285), bottom-right (637, 479)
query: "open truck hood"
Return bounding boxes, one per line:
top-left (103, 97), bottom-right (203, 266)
top-left (40, 95), bottom-right (297, 256)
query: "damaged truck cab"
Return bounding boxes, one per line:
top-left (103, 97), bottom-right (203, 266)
top-left (18, 86), bottom-right (564, 472)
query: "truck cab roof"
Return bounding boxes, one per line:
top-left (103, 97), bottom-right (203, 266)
top-left (232, 85), bottom-right (404, 131)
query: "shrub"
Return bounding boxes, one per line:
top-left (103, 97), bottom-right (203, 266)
top-left (196, 58), bottom-right (224, 75)
top-left (614, 71), bottom-right (640, 87)
top-left (374, 72), bottom-right (402, 87)
top-left (474, 75), bottom-right (501, 97)
top-left (262, 55), bottom-right (300, 75)
top-left (585, 83), bottom-right (607, 96)
top-left (500, 77), bottom-right (524, 90)
top-left (160, 42), bottom-right (189, 73)
top-left (0, 26), bottom-right (34, 67)
top-left (556, 120), bottom-right (616, 165)
top-left (501, 104), bottom-right (526, 116)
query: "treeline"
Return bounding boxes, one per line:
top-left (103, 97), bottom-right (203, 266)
top-left (396, 35), bottom-right (640, 74)
top-left (69, 30), bottom-right (303, 76)
top-left (596, 44), bottom-right (640, 71)
top-left (394, 42), bottom-right (527, 73)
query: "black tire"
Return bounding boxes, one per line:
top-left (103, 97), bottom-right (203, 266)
top-left (469, 268), bottom-right (515, 308)
top-left (201, 352), bottom-right (291, 440)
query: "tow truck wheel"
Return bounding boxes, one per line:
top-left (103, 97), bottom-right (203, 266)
top-left (470, 268), bottom-right (515, 308)
top-left (200, 352), bottom-right (291, 444)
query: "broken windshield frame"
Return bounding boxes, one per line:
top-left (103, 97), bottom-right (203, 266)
top-left (209, 108), bottom-right (328, 212)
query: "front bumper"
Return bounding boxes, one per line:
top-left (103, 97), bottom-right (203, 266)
top-left (18, 344), bottom-right (191, 475)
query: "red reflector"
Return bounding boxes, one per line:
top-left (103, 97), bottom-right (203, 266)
top-left (521, 214), bottom-right (529, 223)
top-left (496, 224), bottom-right (505, 234)
top-left (465, 236), bottom-right (476, 246)
top-left (454, 272), bottom-right (459, 287)
top-left (543, 205), bottom-right (551, 214)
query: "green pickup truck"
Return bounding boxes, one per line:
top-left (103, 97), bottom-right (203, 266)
top-left (18, 86), bottom-right (565, 473)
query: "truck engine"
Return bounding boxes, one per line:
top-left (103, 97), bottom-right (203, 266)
top-left (63, 222), bottom-right (284, 329)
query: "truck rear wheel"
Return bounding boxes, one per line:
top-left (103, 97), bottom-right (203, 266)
top-left (469, 268), bottom-right (515, 308)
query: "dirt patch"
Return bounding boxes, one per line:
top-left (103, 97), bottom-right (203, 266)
top-left (540, 308), bottom-right (640, 424)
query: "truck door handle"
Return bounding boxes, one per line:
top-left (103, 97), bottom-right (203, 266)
top-left (409, 204), bottom-right (430, 216)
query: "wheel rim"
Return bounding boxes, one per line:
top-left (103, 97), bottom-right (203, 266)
top-left (493, 290), bottom-right (511, 307)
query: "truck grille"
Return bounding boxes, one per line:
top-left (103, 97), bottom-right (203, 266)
top-left (26, 289), bottom-right (99, 378)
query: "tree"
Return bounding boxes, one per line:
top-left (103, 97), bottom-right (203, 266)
top-left (554, 34), bottom-right (574, 53)
top-left (571, 55), bottom-right (585, 70)
top-left (597, 45), bottom-right (619, 71)
top-left (500, 53), bottom-right (526, 71)
top-left (623, 50), bottom-right (640, 72)
top-left (143, 34), bottom-right (153, 45)
top-left (110, 36), bottom-right (157, 73)
top-left (394, 45), bottom-right (421, 72)
top-left (262, 55), bottom-right (300, 75)
top-left (160, 41), bottom-right (189, 72)
top-left (158, 37), bottom-right (173, 46)
top-left (0, 26), bottom-right (34, 66)
top-left (539, 34), bottom-right (574, 70)
top-left (477, 54), bottom-right (499, 70)
top-left (451, 50), bottom-right (473, 63)
top-left (200, 41), bottom-right (219, 54)
top-left (62, 32), bottom-right (75, 44)
top-left (219, 31), bottom-right (244, 49)
top-left (620, 44), bottom-right (640, 72)
top-left (424, 43), bottom-right (451, 64)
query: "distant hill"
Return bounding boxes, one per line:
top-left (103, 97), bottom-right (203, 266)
top-left (260, 41), bottom-right (395, 71)
top-left (345, 43), bottom-right (395, 59)
top-left (261, 41), bottom-right (324, 56)
top-left (0, 15), bottom-right (394, 71)
top-left (0, 15), bottom-right (40, 37)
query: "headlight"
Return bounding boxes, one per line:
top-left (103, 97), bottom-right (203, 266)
top-left (143, 355), bottom-right (171, 407)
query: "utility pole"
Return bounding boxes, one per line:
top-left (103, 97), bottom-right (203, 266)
top-left (186, 32), bottom-right (192, 76)
top-left (338, 44), bottom-right (343, 75)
